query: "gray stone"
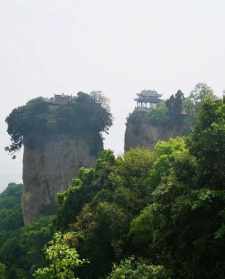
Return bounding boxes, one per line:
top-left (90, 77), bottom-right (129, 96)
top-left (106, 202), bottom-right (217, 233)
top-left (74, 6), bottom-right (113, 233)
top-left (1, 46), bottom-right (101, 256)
top-left (22, 135), bottom-right (96, 224)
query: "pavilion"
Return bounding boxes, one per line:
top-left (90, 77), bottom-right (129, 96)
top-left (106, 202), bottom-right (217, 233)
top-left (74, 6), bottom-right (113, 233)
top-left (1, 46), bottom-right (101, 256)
top-left (135, 90), bottom-right (162, 110)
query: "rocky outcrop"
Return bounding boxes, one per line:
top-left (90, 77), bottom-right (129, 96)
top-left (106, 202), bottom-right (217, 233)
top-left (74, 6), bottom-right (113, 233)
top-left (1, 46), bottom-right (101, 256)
top-left (22, 136), bottom-right (96, 224)
top-left (125, 111), bottom-right (189, 151)
top-left (6, 93), bottom-right (112, 225)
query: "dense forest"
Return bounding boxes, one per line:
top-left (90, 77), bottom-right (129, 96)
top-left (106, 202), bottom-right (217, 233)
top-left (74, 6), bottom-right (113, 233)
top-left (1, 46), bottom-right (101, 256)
top-left (1, 85), bottom-right (225, 278)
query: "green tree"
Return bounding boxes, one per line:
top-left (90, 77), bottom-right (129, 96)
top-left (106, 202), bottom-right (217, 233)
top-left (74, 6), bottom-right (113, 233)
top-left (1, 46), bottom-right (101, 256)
top-left (55, 150), bottom-right (116, 230)
top-left (174, 90), bottom-right (185, 116)
top-left (129, 99), bottom-right (225, 278)
top-left (0, 263), bottom-right (6, 279)
top-left (148, 137), bottom-right (188, 189)
top-left (184, 83), bottom-right (216, 122)
top-left (190, 83), bottom-right (215, 105)
top-left (148, 103), bottom-right (169, 125)
top-left (107, 258), bottom-right (171, 279)
top-left (56, 148), bottom-right (155, 279)
top-left (0, 183), bottom-right (23, 247)
top-left (166, 90), bottom-right (185, 122)
top-left (0, 216), bottom-right (53, 279)
top-left (188, 98), bottom-right (225, 187)
top-left (33, 232), bottom-right (85, 279)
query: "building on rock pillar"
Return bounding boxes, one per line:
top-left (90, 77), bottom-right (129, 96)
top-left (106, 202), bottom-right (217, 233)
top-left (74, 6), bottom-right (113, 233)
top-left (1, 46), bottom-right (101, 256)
top-left (135, 90), bottom-right (162, 110)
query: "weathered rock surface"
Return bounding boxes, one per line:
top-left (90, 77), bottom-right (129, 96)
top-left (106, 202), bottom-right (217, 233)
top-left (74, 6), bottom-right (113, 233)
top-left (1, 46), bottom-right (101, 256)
top-left (22, 136), bottom-right (96, 224)
top-left (125, 111), bottom-right (189, 151)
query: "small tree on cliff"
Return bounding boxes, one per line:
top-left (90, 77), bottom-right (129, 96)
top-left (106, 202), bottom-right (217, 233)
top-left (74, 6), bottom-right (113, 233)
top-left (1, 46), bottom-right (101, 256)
top-left (184, 83), bottom-right (216, 119)
top-left (166, 90), bottom-right (185, 122)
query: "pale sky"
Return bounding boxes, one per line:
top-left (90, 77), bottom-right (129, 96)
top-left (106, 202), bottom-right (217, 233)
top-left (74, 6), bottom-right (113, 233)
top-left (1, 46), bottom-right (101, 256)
top-left (0, 0), bottom-right (225, 190)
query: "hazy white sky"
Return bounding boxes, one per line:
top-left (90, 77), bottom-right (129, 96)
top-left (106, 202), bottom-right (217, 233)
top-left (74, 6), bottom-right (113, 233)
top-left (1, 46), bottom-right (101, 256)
top-left (0, 0), bottom-right (225, 190)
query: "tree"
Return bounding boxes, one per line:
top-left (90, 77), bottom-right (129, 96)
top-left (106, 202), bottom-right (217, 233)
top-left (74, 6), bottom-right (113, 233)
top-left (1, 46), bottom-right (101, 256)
top-left (0, 216), bottom-right (53, 279)
top-left (0, 183), bottom-right (24, 247)
top-left (165, 90), bottom-right (186, 125)
top-left (174, 90), bottom-right (185, 116)
top-left (55, 150), bottom-right (116, 230)
top-left (148, 103), bottom-right (169, 125)
top-left (130, 185), bottom-right (225, 278)
top-left (0, 263), bottom-right (6, 279)
top-left (190, 83), bottom-right (215, 105)
top-left (148, 137), bottom-right (188, 189)
top-left (188, 98), bottom-right (225, 187)
top-left (166, 94), bottom-right (177, 120)
top-left (107, 258), bottom-right (171, 279)
top-left (129, 100), bottom-right (225, 278)
top-left (55, 148), bottom-right (156, 279)
top-left (33, 232), bottom-right (86, 279)
top-left (184, 83), bottom-right (216, 122)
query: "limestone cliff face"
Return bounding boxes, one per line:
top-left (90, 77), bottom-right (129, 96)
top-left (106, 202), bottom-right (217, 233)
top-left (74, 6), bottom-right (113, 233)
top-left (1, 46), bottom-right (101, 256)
top-left (125, 111), bottom-right (189, 151)
top-left (22, 136), bottom-right (96, 224)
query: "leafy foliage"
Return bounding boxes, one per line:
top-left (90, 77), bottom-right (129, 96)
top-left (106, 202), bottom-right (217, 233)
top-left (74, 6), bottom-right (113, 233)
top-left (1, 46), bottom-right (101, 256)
top-left (0, 216), bottom-right (53, 279)
top-left (33, 232), bottom-right (85, 279)
top-left (55, 148), bottom-right (155, 278)
top-left (0, 183), bottom-right (54, 278)
top-left (0, 262), bottom-right (6, 279)
top-left (185, 83), bottom-right (216, 120)
top-left (55, 150), bottom-right (116, 230)
top-left (166, 90), bottom-right (185, 122)
top-left (128, 100), bottom-right (225, 279)
top-left (0, 183), bottom-right (23, 247)
top-left (147, 102), bottom-right (169, 125)
top-left (189, 83), bottom-right (216, 105)
top-left (188, 98), bottom-right (225, 187)
top-left (107, 258), bottom-right (171, 279)
top-left (53, 96), bottom-right (225, 279)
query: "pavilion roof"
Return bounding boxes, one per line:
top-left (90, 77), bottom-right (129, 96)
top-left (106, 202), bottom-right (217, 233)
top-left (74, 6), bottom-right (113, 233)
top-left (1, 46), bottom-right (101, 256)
top-left (135, 90), bottom-right (162, 103)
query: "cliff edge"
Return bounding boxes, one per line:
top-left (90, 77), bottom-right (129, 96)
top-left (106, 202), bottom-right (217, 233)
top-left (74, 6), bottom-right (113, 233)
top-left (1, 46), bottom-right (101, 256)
top-left (125, 110), bottom-right (188, 151)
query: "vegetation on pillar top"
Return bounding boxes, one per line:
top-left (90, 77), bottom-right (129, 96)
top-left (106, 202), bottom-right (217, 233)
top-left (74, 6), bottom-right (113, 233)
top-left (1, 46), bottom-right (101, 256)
top-left (5, 92), bottom-right (112, 157)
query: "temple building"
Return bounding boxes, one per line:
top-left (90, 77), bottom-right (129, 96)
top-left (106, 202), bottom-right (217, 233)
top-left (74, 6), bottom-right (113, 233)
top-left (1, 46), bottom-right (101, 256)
top-left (135, 90), bottom-right (162, 110)
top-left (49, 94), bottom-right (73, 105)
